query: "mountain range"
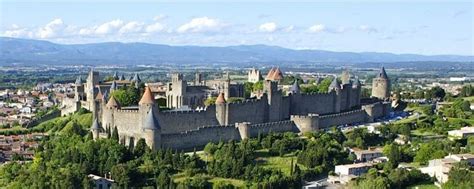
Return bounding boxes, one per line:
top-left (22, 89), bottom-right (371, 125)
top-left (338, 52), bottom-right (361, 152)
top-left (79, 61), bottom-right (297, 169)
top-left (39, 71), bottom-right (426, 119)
top-left (0, 37), bottom-right (472, 65)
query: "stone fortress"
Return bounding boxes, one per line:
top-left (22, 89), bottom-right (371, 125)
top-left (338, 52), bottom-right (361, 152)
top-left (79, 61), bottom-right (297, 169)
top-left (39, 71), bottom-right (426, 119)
top-left (65, 67), bottom-right (392, 150)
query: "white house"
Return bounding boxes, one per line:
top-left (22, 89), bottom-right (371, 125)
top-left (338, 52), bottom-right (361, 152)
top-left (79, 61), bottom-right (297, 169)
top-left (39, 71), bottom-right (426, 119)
top-left (88, 174), bottom-right (115, 189)
top-left (419, 154), bottom-right (474, 184)
top-left (448, 127), bottom-right (474, 139)
top-left (334, 162), bottom-right (374, 176)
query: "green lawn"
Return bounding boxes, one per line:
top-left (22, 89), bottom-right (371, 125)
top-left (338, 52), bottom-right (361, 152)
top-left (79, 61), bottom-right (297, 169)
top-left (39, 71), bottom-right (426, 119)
top-left (172, 173), bottom-right (246, 187)
top-left (254, 149), bottom-right (300, 176)
top-left (463, 96), bottom-right (474, 103)
top-left (411, 129), bottom-right (436, 137)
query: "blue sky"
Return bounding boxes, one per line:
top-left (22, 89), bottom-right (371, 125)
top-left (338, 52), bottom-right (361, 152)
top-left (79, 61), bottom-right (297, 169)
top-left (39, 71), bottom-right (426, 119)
top-left (0, 0), bottom-right (472, 55)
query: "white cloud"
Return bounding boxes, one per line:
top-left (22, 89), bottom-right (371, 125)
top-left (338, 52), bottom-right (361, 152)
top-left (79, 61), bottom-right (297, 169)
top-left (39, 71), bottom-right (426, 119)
top-left (284, 25), bottom-right (294, 32)
top-left (119, 21), bottom-right (144, 34)
top-left (95, 19), bottom-right (124, 35)
top-left (37, 18), bottom-right (65, 38)
top-left (358, 25), bottom-right (377, 33)
top-left (2, 28), bottom-right (33, 38)
top-left (259, 22), bottom-right (277, 32)
top-left (145, 22), bottom-right (165, 33)
top-left (153, 14), bottom-right (168, 21)
top-left (177, 17), bottom-right (224, 33)
top-left (308, 24), bottom-right (325, 33)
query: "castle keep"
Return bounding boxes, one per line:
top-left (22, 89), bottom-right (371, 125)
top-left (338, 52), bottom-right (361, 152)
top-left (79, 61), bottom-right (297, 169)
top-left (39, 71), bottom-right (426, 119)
top-left (66, 68), bottom-right (391, 150)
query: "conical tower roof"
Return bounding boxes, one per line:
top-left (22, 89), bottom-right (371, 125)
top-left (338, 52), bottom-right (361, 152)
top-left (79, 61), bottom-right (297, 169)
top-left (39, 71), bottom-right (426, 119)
top-left (329, 77), bottom-right (341, 90)
top-left (265, 67), bottom-right (276, 80)
top-left (378, 67), bottom-right (388, 79)
top-left (91, 118), bottom-right (100, 130)
top-left (95, 90), bottom-right (103, 100)
top-left (106, 95), bottom-right (120, 108)
top-left (271, 67), bottom-right (283, 80)
top-left (132, 73), bottom-right (141, 83)
top-left (110, 81), bottom-right (118, 91)
top-left (119, 74), bottom-right (125, 80)
top-left (102, 90), bottom-right (109, 102)
top-left (352, 78), bottom-right (361, 88)
top-left (215, 92), bottom-right (226, 104)
top-left (75, 76), bottom-right (83, 85)
top-left (143, 107), bottom-right (160, 130)
top-left (113, 71), bottom-right (119, 80)
top-left (139, 86), bottom-right (155, 105)
top-left (289, 80), bottom-right (300, 93)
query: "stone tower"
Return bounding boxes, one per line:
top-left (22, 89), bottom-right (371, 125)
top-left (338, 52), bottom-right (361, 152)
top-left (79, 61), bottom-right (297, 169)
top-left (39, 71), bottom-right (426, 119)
top-left (142, 107), bottom-right (161, 150)
top-left (223, 72), bottom-right (231, 99)
top-left (215, 92), bottom-right (227, 125)
top-left (167, 73), bottom-right (186, 108)
top-left (74, 76), bottom-right (84, 102)
top-left (341, 69), bottom-right (351, 85)
top-left (194, 71), bottom-right (204, 86)
top-left (328, 77), bottom-right (342, 113)
top-left (371, 67), bottom-right (390, 100)
top-left (264, 80), bottom-right (282, 122)
top-left (86, 69), bottom-right (99, 110)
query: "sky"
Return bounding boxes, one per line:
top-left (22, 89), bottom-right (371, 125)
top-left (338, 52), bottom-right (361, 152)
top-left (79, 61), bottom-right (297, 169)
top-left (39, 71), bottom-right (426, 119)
top-left (0, 0), bottom-right (472, 56)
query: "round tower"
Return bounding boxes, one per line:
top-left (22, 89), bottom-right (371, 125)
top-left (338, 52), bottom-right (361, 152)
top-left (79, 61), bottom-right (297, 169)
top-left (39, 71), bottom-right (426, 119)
top-left (142, 107), bottom-right (161, 150)
top-left (371, 67), bottom-right (390, 100)
top-left (91, 117), bottom-right (101, 140)
top-left (215, 92), bottom-right (227, 125)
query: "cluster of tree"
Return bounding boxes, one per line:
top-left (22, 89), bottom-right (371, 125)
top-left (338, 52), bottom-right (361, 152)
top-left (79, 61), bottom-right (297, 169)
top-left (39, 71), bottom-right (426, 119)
top-left (0, 111), bottom-right (204, 188)
top-left (440, 99), bottom-right (472, 119)
top-left (343, 128), bottom-right (386, 149)
top-left (300, 77), bottom-right (333, 94)
top-left (351, 167), bottom-right (431, 189)
top-left (443, 161), bottom-right (474, 189)
top-left (205, 134), bottom-right (303, 188)
top-left (459, 85), bottom-right (473, 97)
top-left (243, 81), bottom-right (264, 98)
top-left (399, 86), bottom-right (446, 100)
top-left (110, 84), bottom-right (141, 107)
top-left (413, 140), bottom-right (466, 165)
top-left (297, 130), bottom-right (348, 171)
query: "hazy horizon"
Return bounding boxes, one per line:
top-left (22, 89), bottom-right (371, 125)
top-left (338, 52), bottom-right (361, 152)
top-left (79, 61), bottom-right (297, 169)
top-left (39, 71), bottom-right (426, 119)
top-left (1, 1), bottom-right (472, 56)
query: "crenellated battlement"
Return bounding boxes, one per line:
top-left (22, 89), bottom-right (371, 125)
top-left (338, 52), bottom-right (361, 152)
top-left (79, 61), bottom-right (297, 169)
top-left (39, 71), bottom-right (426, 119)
top-left (226, 98), bottom-right (262, 105)
top-left (161, 109), bottom-right (209, 115)
top-left (319, 109), bottom-right (366, 119)
top-left (250, 120), bottom-right (293, 128)
top-left (300, 91), bottom-right (332, 96)
top-left (115, 109), bottom-right (140, 113)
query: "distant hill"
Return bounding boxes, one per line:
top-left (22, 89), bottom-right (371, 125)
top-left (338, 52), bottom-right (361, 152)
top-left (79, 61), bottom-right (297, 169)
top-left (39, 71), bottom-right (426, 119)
top-left (0, 37), bottom-right (472, 65)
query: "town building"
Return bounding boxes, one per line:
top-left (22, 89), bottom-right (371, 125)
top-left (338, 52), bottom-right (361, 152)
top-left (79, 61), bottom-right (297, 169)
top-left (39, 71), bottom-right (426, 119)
top-left (448, 127), bottom-right (474, 139)
top-left (420, 153), bottom-right (474, 184)
top-left (350, 147), bottom-right (384, 162)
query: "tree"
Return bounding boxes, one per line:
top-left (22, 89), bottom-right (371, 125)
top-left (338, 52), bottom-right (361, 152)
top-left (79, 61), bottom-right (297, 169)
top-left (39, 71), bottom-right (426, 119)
top-left (429, 86), bottom-right (446, 100)
top-left (443, 162), bottom-right (474, 189)
top-left (204, 97), bottom-right (217, 106)
top-left (317, 77), bottom-right (333, 93)
top-left (134, 138), bottom-right (148, 157)
top-left (110, 86), bottom-right (140, 107)
top-left (112, 127), bottom-right (119, 142)
top-left (111, 164), bottom-right (131, 188)
top-left (384, 144), bottom-right (400, 169)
